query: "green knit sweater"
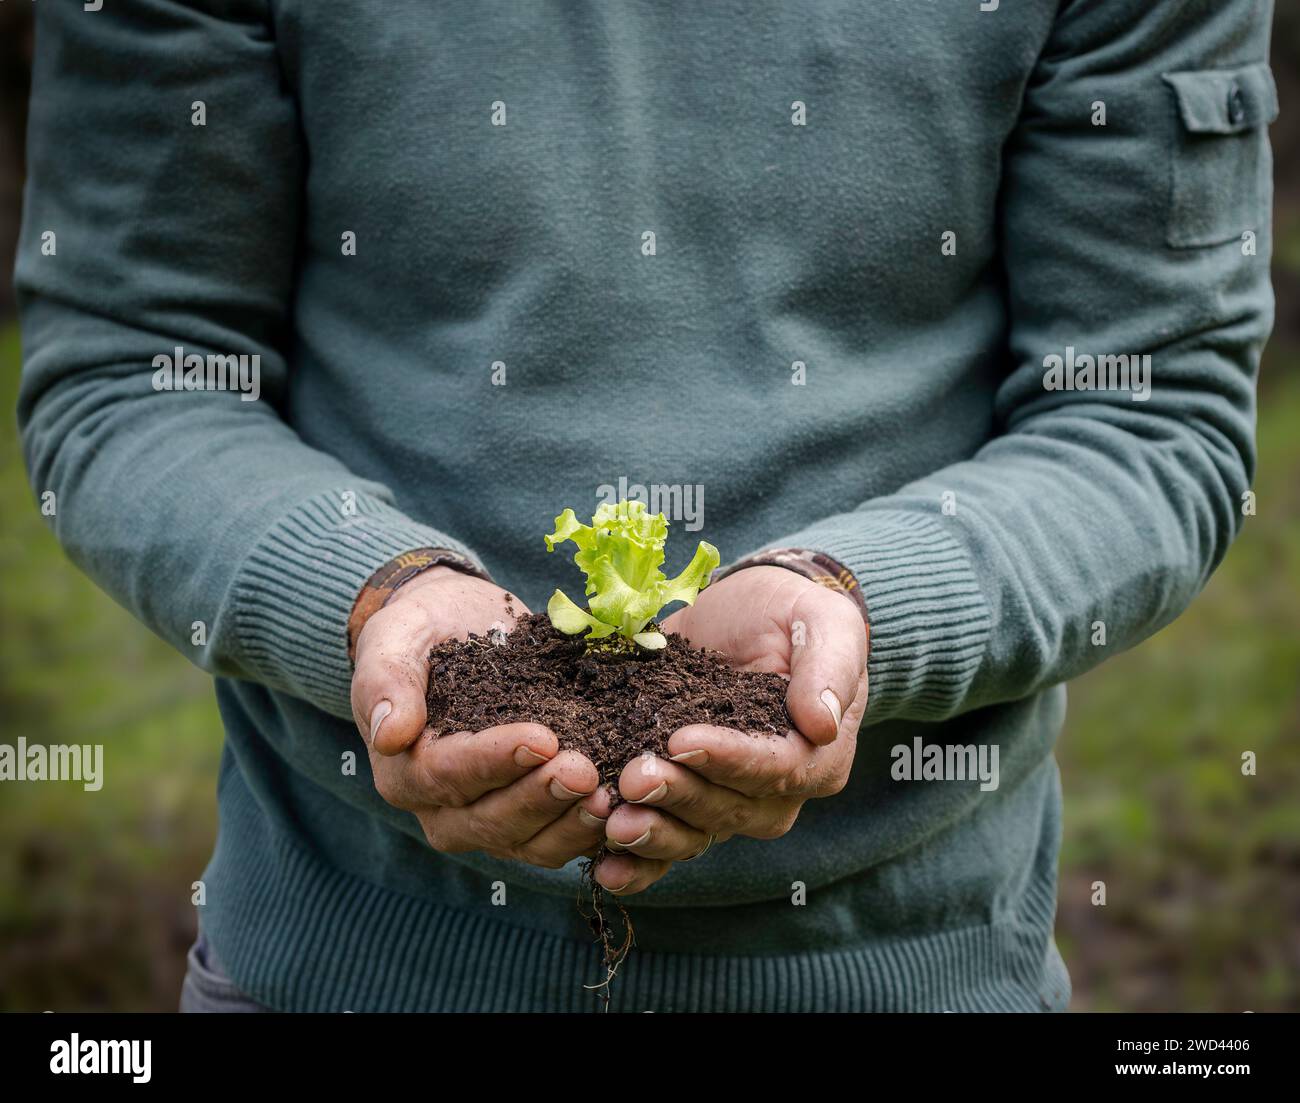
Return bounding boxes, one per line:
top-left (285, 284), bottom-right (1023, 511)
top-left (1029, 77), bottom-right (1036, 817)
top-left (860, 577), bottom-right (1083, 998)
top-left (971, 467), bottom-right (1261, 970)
top-left (16, 0), bottom-right (1274, 1011)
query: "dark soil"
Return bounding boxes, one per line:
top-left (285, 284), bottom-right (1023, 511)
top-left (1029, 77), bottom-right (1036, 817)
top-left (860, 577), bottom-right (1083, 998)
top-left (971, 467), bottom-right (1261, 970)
top-left (425, 613), bottom-right (791, 787)
top-left (424, 610), bottom-right (792, 1008)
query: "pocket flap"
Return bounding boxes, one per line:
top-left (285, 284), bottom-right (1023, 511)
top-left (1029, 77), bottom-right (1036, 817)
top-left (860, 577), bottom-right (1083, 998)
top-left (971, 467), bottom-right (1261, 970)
top-left (1163, 63), bottom-right (1279, 135)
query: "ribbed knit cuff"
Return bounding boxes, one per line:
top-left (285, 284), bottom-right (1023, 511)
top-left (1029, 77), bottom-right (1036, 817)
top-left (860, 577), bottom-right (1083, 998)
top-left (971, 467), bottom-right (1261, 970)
top-left (228, 490), bottom-right (485, 720)
top-left (759, 510), bottom-right (990, 723)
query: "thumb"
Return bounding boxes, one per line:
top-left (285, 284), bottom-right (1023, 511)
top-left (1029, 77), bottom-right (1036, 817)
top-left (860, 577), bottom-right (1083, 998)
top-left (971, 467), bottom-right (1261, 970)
top-left (785, 588), bottom-right (868, 746)
top-left (351, 611), bottom-right (431, 756)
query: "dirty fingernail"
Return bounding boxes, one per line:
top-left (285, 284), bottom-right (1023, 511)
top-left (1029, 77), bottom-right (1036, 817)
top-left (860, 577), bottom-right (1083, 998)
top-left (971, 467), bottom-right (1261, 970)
top-left (669, 749), bottom-right (709, 767)
top-left (368, 700), bottom-right (393, 746)
top-left (514, 746), bottom-right (549, 767)
top-left (549, 778), bottom-right (586, 801)
top-left (578, 808), bottom-right (607, 829)
top-left (615, 828), bottom-right (652, 850)
top-left (630, 781), bottom-right (668, 805)
top-left (820, 689), bottom-right (843, 731)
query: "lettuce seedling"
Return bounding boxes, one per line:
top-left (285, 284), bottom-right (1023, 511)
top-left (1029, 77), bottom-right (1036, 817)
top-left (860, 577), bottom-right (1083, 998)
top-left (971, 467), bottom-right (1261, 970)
top-left (544, 500), bottom-right (720, 651)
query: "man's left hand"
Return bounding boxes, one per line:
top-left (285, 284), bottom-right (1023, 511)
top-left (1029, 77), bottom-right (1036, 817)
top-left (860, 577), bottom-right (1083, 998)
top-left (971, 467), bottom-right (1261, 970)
top-left (593, 565), bottom-right (869, 895)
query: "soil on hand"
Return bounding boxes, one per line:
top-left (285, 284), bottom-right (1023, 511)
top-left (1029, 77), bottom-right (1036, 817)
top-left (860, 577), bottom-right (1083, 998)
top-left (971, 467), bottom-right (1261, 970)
top-left (425, 613), bottom-right (792, 786)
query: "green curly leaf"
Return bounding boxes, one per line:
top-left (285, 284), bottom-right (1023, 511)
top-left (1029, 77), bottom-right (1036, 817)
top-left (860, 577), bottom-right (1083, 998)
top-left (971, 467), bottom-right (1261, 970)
top-left (543, 500), bottom-right (720, 649)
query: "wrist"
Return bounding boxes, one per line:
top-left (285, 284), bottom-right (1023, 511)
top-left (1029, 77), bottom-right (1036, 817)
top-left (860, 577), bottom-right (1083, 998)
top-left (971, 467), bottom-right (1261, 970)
top-left (717, 548), bottom-right (869, 627)
top-left (391, 563), bottom-right (461, 594)
top-left (347, 548), bottom-right (492, 663)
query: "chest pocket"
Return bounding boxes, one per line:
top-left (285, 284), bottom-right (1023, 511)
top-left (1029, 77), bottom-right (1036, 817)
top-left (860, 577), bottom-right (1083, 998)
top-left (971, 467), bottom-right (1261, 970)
top-left (1161, 63), bottom-right (1278, 249)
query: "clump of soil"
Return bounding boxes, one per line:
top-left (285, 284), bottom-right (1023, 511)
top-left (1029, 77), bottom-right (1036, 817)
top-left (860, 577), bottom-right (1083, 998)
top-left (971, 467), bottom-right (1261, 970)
top-left (424, 610), bottom-right (793, 1009)
top-left (425, 613), bottom-right (791, 787)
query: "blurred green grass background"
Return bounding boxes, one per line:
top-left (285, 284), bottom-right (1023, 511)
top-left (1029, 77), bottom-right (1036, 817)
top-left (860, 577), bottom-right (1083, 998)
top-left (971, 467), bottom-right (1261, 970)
top-left (2, 319), bottom-right (1297, 1011)
top-left (0, 329), bottom-right (222, 1010)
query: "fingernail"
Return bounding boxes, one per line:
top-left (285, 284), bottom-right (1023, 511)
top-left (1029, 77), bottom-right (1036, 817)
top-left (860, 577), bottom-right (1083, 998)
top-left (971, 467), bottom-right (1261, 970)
top-left (514, 746), bottom-right (549, 767)
top-left (368, 700), bottom-right (393, 746)
top-left (820, 689), bottom-right (843, 731)
top-left (629, 781), bottom-right (668, 805)
top-left (549, 778), bottom-right (586, 801)
top-left (607, 880), bottom-right (634, 894)
top-left (613, 828), bottom-right (651, 850)
top-left (669, 749), bottom-right (709, 767)
top-left (578, 808), bottom-right (607, 829)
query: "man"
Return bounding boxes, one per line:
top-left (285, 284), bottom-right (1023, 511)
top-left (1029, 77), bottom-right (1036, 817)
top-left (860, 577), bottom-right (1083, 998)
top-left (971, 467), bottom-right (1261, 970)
top-left (17, 0), bottom-right (1274, 1011)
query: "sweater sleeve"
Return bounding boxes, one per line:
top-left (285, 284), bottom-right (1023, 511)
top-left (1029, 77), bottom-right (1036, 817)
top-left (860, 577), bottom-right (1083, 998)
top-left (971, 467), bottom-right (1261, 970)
top-left (15, 0), bottom-right (483, 721)
top-left (758, 0), bottom-right (1275, 725)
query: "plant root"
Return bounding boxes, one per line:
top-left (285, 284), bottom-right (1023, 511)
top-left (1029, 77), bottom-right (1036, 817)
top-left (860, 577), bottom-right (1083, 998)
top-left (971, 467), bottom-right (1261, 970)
top-left (578, 847), bottom-right (635, 1012)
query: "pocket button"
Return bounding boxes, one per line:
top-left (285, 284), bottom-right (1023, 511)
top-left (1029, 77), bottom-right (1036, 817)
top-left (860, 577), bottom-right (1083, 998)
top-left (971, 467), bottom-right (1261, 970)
top-left (1227, 84), bottom-right (1246, 127)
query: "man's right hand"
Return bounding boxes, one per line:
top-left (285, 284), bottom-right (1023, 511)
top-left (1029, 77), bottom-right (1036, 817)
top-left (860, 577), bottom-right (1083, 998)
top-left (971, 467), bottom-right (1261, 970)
top-left (350, 566), bottom-right (610, 868)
